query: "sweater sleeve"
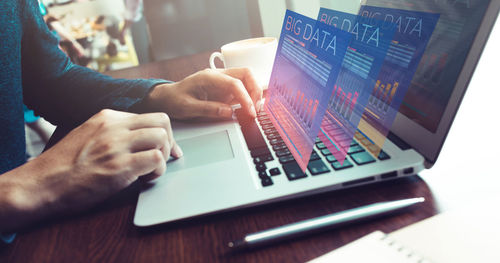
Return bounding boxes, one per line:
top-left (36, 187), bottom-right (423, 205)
top-left (21, 0), bottom-right (167, 127)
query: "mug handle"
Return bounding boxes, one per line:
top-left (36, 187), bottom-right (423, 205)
top-left (209, 52), bottom-right (225, 69)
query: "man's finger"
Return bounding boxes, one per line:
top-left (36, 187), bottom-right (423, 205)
top-left (161, 120), bottom-right (182, 159)
top-left (128, 128), bottom-right (168, 154)
top-left (125, 112), bottom-right (182, 158)
top-left (199, 69), bottom-right (256, 118)
top-left (126, 149), bottom-right (166, 179)
top-left (222, 67), bottom-right (263, 107)
top-left (186, 97), bottom-right (233, 119)
top-left (125, 112), bottom-right (172, 130)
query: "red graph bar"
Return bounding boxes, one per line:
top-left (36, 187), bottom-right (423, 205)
top-left (310, 99), bottom-right (319, 126)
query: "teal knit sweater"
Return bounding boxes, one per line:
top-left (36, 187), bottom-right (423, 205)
top-left (0, 0), bottom-right (165, 175)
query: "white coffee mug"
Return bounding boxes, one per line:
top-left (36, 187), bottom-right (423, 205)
top-left (209, 37), bottom-right (278, 89)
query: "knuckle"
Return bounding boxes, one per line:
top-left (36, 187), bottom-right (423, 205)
top-left (104, 158), bottom-right (122, 172)
top-left (158, 166), bottom-right (166, 176)
top-left (231, 78), bottom-right (243, 88)
top-left (97, 109), bottom-right (113, 119)
top-left (156, 112), bottom-right (170, 124)
top-left (100, 119), bottom-right (113, 130)
top-left (241, 67), bottom-right (251, 75)
top-left (152, 149), bottom-right (164, 164)
top-left (202, 103), bottom-right (214, 115)
top-left (94, 114), bottom-right (116, 130)
top-left (157, 128), bottom-right (168, 141)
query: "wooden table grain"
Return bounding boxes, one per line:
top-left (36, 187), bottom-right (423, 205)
top-left (3, 51), bottom-right (489, 263)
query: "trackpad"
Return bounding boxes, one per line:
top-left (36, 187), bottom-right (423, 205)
top-left (167, 131), bottom-right (234, 173)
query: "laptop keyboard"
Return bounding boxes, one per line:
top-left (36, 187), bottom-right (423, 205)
top-left (238, 111), bottom-right (391, 187)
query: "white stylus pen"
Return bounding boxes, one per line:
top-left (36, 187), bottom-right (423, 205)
top-left (228, 197), bottom-right (425, 249)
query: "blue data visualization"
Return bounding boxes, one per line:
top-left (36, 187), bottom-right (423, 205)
top-left (317, 8), bottom-right (397, 164)
top-left (357, 6), bottom-right (439, 152)
top-left (265, 10), bottom-right (351, 172)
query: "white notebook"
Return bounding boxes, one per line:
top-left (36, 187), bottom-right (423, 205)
top-left (307, 204), bottom-right (500, 263)
top-left (308, 231), bottom-right (432, 263)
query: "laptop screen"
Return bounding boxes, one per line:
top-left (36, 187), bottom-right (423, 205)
top-left (364, 0), bottom-right (491, 133)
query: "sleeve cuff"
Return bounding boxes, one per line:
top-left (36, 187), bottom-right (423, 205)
top-left (1, 232), bottom-right (16, 244)
top-left (128, 79), bottom-right (172, 113)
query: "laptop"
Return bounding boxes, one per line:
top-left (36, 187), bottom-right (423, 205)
top-left (134, 0), bottom-right (500, 227)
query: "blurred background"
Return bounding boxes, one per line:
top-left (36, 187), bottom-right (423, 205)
top-left (27, 0), bottom-right (361, 157)
top-left (38, 0), bottom-right (362, 71)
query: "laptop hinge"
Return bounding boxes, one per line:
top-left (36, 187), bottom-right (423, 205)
top-left (387, 131), bottom-right (411, 150)
top-left (388, 131), bottom-right (433, 168)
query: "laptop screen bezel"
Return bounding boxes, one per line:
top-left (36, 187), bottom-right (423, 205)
top-left (389, 0), bottom-right (500, 168)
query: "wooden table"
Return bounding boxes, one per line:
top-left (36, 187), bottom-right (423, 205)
top-left (1, 51), bottom-right (498, 262)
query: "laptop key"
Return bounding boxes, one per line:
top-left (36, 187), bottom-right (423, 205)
top-left (235, 109), bottom-right (256, 126)
top-left (307, 159), bottom-right (330, 175)
top-left (261, 176), bottom-right (273, 187)
top-left (360, 138), bottom-right (372, 146)
top-left (320, 148), bottom-right (332, 156)
top-left (266, 130), bottom-right (280, 137)
top-left (251, 147), bottom-right (271, 158)
top-left (272, 144), bottom-right (288, 151)
top-left (257, 115), bottom-right (270, 121)
top-left (325, 155), bottom-right (337, 163)
top-left (276, 149), bottom-right (291, 157)
top-left (267, 133), bottom-right (281, 140)
top-left (256, 163), bottom-right (267, 172)
top-left (258, 171), bottom-right (268, 179)
top-left (264, 129), bottom-right (277, 135)
top-left (283, 162), bottom-right (307, 181)
top-left (350, 152), bottom-right (376, 165)
top-left (260, 120), bottom-right (272, 125)
top-left (269, 168), bottom-right (281, 176)
top-left (348, 145), bottom-right (365, 154)
top-left (316, 142), bottom-right (326, 149)
top-left (310, 150), bottom-right (321, 161)
top-left (331, 159), bottom-right (354, 170)
top-left (269, 138), bottom-right (284, 145)
top-left (261, 124), bottom-right (275, 130)
top-left (279, 155), bottom-right (295, 164)
top-left (253, 154), bottom-right (273, 164)
top-left (240, 121), bottom-right (267, 150)
top-left (378, 150), bottom-right (391, 161)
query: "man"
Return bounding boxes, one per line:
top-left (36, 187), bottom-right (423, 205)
top-left (0, 0), bottom-right (261, 239)
top-left (119, 0), bottom-right (150, 63)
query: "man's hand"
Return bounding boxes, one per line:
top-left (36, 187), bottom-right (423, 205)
top-left (0, 109), bottom-right (181, 232)
top-left (145, 68), bottom-right (263, 120)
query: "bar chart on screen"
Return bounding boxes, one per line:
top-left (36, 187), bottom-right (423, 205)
top-left (355, 5), bottom-right (440, 154)
top-left (265, 10), bottom-right (352, 172)
top-left (330, 85), bottom-right (359, 121)
top-left (318, 47), bottom-right (379, 165)
top-left (316, 7), bottom-right (401, 165)
top-left (368, 80), bottom-right (399, 115)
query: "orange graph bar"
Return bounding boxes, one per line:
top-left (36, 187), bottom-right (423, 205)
top-left (386, 82), bottom-right (399, 105)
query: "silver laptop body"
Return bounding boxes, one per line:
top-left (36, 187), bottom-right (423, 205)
top-left (134, 0), bottom-right (499, 227)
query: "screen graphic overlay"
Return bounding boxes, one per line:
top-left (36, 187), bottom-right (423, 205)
top-left (356, 6), bottom-right (439, 152)
top-left (317, 9), bottom-right (396, 164)
top-left (365, 0), bottom-right (490, 133)
top-left (265, 10), bottom-right (351, 172)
